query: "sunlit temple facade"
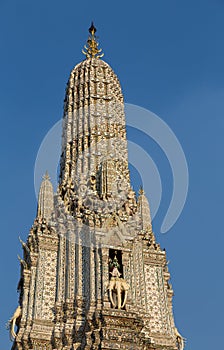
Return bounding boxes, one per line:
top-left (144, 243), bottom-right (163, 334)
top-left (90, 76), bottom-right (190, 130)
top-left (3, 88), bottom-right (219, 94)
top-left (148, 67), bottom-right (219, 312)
top-left (9, 24), bottom-right (185, 350)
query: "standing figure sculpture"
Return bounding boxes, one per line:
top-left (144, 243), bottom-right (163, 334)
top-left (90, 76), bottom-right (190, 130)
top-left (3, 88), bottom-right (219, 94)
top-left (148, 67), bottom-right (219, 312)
top-left (107, 253), bottom-right (130, 309)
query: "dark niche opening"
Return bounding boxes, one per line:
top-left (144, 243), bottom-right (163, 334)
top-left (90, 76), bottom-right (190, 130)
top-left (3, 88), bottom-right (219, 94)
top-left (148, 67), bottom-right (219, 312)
top-left (108, 249), bottom-right (123, 278)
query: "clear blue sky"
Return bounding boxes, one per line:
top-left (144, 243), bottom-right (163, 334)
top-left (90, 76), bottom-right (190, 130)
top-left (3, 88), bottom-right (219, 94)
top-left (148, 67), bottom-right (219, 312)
top-left (1, 0), bottom-right (223, 348)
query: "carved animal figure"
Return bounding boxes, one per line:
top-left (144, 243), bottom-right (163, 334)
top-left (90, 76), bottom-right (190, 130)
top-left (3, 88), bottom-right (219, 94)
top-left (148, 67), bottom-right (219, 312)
top-left (107, 276), bottom-right (130, 309)
top-left (175, 327), bottom-right (185, 350)
top-left (8, 305), bottom-right (22, 340)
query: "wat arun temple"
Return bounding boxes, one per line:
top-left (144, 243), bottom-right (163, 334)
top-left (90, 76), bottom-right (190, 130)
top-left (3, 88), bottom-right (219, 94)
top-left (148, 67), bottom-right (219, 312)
top-left (8, 24), bottom-right (185, 350)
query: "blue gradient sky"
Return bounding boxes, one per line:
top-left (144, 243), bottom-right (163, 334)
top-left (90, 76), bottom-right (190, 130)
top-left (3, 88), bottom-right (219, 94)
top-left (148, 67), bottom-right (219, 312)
top-left (1, 1), bottom-right (224, 348)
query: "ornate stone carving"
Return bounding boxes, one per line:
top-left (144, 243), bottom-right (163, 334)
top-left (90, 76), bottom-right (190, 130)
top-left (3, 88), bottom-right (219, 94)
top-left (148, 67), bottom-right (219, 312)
top-left (107, 255), bottom-right (130, 309)
top-left (175, 327), bottom-right (186, 350)
top-left (11, 24), bottom-right (184, 350)
top-left (7, 305), bottom-right (22, 340)
top-left (107, 276), bottom-right (130, 309)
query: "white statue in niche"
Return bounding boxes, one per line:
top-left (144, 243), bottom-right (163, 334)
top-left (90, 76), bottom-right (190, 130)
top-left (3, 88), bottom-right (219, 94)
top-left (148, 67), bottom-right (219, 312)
top-left (107, 253), bottom-right (130, 309)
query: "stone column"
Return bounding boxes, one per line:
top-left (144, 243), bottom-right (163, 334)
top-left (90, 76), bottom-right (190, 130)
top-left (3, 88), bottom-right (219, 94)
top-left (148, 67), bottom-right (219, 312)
top-left (101, 247), bottom-right (110, 308)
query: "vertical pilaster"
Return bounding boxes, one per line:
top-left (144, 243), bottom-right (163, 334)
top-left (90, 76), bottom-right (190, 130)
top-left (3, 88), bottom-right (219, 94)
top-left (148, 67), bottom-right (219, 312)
top-left (101, 247), bottom-right (110, 307)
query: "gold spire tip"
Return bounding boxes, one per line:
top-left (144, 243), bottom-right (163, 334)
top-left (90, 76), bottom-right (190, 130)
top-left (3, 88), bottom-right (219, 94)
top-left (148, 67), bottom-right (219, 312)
top-left (89, 21), bottom-right (97, 36)
top-left (82, 22), bottom-right (104, 59)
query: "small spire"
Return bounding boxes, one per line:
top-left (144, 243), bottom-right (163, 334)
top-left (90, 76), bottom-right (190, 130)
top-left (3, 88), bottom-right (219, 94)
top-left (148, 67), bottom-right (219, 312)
top-left (138, 186), bottom-right (145, 195)
top-left (82, 22), bottom-right (104, 59)
top-left (43, 170), bottom-right (50, 181)
top-left (138, 188), bottom-right (152, 230)
top-left (37, 172), bottom-right (54, 221)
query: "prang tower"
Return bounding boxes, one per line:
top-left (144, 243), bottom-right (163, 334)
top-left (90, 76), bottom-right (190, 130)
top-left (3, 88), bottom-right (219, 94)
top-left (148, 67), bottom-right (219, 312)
top-left (9, 24), bottom-right (185, 350)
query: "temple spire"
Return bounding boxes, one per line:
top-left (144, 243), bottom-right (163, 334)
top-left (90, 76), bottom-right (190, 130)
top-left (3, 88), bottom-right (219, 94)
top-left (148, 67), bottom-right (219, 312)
top-left (138, 186), bottom-right (152, 231)
top-left (82, 22), bottom-right (104, 58)
top-left (10, 27), bottom-right (184, 350)
top-left (37, 171), bottom-right (54, 221)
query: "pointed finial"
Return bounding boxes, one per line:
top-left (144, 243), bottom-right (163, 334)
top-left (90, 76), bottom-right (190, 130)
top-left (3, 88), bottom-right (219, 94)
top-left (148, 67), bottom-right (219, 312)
top-left (43, 171), bottom-right (50, 181)
top-left (138, 186), bottom-right (152, 230)
top-left (82, 22), bottom-right (104, 59)
top-left (89, 21), bottom-right (97, 36)
top-left (139, 186), bottom-right (145, 195)
top-left (37, 171), bottom-right (54, 220)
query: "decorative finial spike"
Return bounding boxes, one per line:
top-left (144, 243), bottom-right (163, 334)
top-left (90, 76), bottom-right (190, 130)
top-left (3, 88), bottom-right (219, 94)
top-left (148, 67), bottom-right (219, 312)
top-left (89, 21), bottom-right (96, 35)
top-left (82, 22), bottom-right (104, 59)
top-left (43, 171), bottom-right (50, 181)
top-left (139, 186), bottom-right (144, 195)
